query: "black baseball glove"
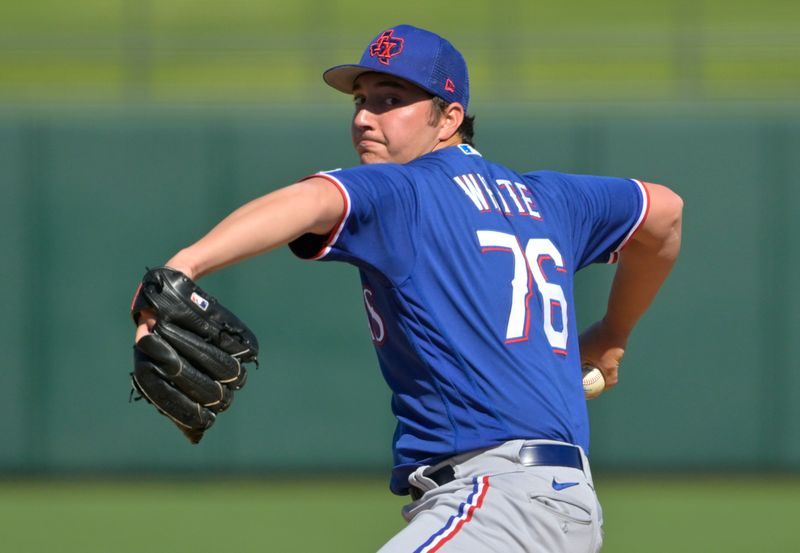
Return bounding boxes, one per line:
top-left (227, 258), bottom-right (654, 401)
top-left (130, 267), bottom-right (259, 444)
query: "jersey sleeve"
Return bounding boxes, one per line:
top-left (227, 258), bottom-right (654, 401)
top-left (538, 172), bottom-right (649, 270)
top-left (288, 164), bottom-right (418, 283)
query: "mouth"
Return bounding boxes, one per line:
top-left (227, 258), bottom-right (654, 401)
top-left (355, 136), bottom-right (384, 150)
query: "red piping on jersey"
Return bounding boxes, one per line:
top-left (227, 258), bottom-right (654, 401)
top-left (609, 179), bottom-right (651, 263)
top-left (623, 179), bottom-right (652, 249)
top-left (305, 173), bottom-right (351, 260)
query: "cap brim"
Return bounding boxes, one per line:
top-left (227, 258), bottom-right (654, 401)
top-left (323, 64), bottom-right (375, 94)
top-left (323, 63), bottom-right (450, 105)
top-left (323, 63), bottom-right (436, 97)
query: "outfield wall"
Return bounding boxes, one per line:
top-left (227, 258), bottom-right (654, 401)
top-left (2, 104), bottom-right (799, 473)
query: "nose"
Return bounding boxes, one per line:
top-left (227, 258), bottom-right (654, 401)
top-left (353, 106), bottom-right (375, 130)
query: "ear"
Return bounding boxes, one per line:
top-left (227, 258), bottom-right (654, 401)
top-left (437, 102), bottom-right (465, 142)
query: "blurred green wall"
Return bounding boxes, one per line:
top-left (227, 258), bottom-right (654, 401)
top-left (2, 103), bottom-right (799, 473)
top-left (1, 0), bottom-right (798, 475)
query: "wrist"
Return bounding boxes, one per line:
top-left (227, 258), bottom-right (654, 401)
top-left (165, 249), bottom-right (200, 281)
top-left (598, 316), bottom-right (631, 346)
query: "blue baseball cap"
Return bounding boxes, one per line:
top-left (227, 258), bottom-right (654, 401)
top-left (323, 25), bottom-right (470, 111)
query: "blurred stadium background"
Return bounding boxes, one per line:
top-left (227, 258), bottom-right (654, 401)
top-left (1, 1), bottom-right (799, 551)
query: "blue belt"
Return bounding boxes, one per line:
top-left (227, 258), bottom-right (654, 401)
top-left (518, 443), bottom-right (583, 470)
top-left (410, 443), bottom-right (583, 500)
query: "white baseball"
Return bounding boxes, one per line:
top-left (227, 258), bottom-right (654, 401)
top-left (582, 366), bottom-right (606, 399)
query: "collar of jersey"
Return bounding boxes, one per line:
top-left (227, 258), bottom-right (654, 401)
top-left (455, 144), bottom-right (482, 156)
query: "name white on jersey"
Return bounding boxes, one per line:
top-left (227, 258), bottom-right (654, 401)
top-left (452, 173), bottom-right (541, 219)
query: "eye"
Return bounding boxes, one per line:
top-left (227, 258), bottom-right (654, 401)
top-left (353, 95), bottom-right (365, 108)
top-left (384, 96), bottom-right (401, 106)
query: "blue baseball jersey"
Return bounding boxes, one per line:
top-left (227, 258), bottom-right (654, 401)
top-left (289, 145), bottom-right (648, 495)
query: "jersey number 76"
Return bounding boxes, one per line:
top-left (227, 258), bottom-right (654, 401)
top-left (477, 231), bottom-right (568, 354)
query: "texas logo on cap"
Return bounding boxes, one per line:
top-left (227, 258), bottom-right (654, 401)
top-left (369, 30), bottom-right (404, 65)
top-left (323, 24), bottom-right (470, 110)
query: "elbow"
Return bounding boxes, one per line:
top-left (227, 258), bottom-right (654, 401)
top-left (657, 188), bottom-right (683, 257)
top-left (663, 188), bottom-right (684, 237)
top-left (637, 182), bottom-right (683, 255)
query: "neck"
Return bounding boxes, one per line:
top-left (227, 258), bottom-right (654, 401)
top-left (432, 134), bottom-right (463, 152)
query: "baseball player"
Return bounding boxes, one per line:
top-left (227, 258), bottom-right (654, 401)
top-left (134, 25), bottom-right (682, 552)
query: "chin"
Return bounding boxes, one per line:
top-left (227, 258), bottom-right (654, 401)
top-left (359, 152), bottom-right (389, 165)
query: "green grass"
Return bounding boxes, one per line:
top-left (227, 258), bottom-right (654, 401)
top-left (599, 475), bottom-right (800, 553)
top-left (0, 0), bottom-right (797, 105)
top-left (1, 475), bottom-right (798, 552)
top-left (0, 477), bottom-right (406, 553)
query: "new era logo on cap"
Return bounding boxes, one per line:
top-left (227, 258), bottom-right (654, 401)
top-left (323, 24), bottom-right (470, 111)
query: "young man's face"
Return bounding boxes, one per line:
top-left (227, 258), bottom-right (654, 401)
top-left (351, 73), bottom-right (443, 165)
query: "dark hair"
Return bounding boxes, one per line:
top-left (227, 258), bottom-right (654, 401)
top-left (430, 96), bottom-right (476, 146)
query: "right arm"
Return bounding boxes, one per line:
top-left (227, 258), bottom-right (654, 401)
top-left (135, 176), bottom-right (345, 341)
top-left (168, 177), bottom-right (345, 280)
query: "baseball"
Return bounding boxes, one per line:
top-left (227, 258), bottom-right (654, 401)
top-left (582, 366), bottom-right (606, 399)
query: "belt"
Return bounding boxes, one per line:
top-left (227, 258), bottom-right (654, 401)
top-left (410, 443), bottom-right (583, 500)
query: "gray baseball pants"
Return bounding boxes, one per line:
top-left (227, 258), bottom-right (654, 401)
top-left (378, 439), bottom-right (604, 553)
